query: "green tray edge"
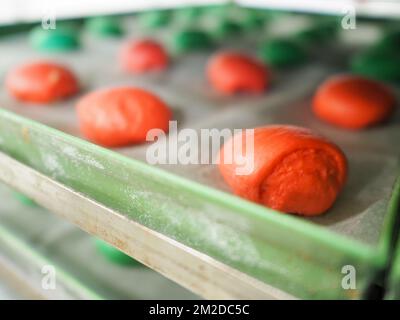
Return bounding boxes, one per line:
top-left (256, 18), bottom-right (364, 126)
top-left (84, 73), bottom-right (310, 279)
top-left (388, 241), bottom-right (400, 299)
top-left (0, 223), bottom-right (103, 300)
top-left (385, 180), bottom-right (400, 299)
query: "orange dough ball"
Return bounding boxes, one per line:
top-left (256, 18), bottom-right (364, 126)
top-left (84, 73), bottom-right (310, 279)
top-left (313, 75), bottom-right (396, 129)
top-left (120, 39), bottom-right (169, 73)
top-left (207, 51), bottom-right (268, 94)
top-left (76, 87), bottom-right (172, 147)
top-left (218, 125), bottom-right (348, 216)
top-left (6, 61), bottom-right (78, 103)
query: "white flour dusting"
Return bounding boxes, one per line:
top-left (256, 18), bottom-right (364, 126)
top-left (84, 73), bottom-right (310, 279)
top-left (41, 153), bottom-right (65, 177)
top-left (125, 187), bottom-right (282, 273)
top-left (62, 145), bottom-right (105, 170)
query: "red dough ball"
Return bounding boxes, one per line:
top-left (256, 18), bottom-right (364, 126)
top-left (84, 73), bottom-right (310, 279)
top-left (6, 61), bottom-right (78, 103)
top-left (120, 39), bottom-right (169, 73)
top-left (76, 87), bottom-right (172, 147)
top-left (313, 75), bottom-right (396, 129)
top-left (207, 51), bottom-right (268, 94)
top-left (218, 125), bottom-right (348, 216)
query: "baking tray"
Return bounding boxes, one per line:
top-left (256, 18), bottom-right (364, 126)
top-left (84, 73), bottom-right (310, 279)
top-left (385, 183), bottom-right (400, 299)
top-left (0, 14), bottom-right (399, 299)
top-left (387, 241), bottom-right (400, 299)
top-left (238, 0), bottom-right (400, 19)
top-left (0, 183), bottom-right (199, 299)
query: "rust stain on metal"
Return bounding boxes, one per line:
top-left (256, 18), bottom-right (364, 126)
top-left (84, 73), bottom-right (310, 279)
top-left (345, 289), bottom-right (359, 300)
top-left (21, 127), bottom-right (30, 143)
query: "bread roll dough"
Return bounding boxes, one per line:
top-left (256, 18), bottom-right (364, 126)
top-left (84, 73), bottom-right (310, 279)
top-left (351, 47), bottom-right (400, 82)
top-left (213, 19), bottom-right (242, 38)
top-left (29, 25), bottom-right (80, 52)
top-left (95, 238), bottom-right (140, 266)
top-left (207, 51), bottom-right (268, 94)
top-left (85, 16), bottom-right (123, 37)
top-left (76, 87), bottom-right (172, 147)
top-left (139, 10), bottom-right (171, 29)
top-left (173, 30), bottom-right (213, 53)
top-left (313, 75), bottom-right (396, 129)
top-left (259, 38), bottom-right (307, 67)
top-left (218, 125), bottom-right (348, 216)
top-left (6, 61), bottom-right (79, 103)
top-left (120, 39), bottom-right (168, 73)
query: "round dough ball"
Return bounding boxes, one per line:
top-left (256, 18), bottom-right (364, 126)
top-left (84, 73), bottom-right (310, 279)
top-left (207, 51), bottom-right (268, 94)
top-left (29, 25), bottom-right (80, 52)
top-left (350, 47), bottom-right (400, 82)
top-left (120, 39), bottom-right (169, 73)
top-left (294, 19), bottom-right (338, 46)
top-left (378, 29), bottom-right (400, 52)
top-left (85, 16), bottom-right (123, 37)
top-left (172, 30), bottom-right (213, 53)
top-left (212, 19), bottom-right (242, 38)
top-left (6, 61), bottom-right (79, 103)
top-left (218, 125), bottom-right (348, 216)
top-left (95, 238), bottom-right (141, 266)
top-left (76, 87), bottom-right (172, 147)
top-left (313, 75), bottom-right (396, 129)
top-left (13, 192), bottom-right (38, 207)
top-left (139, 10), bottom-right (171, 29)
top-left (239, 9), bottom-right (265, 30)
top-left (258, 38), bottom-right (307, 67)
top-left (174, 6), bottom-right (203, 24)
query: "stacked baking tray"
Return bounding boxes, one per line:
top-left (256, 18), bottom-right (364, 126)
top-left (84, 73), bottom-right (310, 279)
top-left (0, 183), bottom-right (199, 299)
top-left (0, 12), bottom-right (399, 299)
top-left (387, 220), bottom-right (400, 299)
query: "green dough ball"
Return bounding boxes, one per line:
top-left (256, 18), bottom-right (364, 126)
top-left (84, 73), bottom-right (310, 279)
top-left (85, 16), bottom-right (123, 37)
top-left (95, 238), bottom-right (141, 266)
top-left (319, 20), bottom-right (339, 35)
top-left (174, 7), bottom-right (203, 24)
top-left (30, 25), bottom-right (80, 52)
top-left (295, 28), bottom-right (326, 45)
top-left (241, 11), bottom-right (265, 30)
top-left (230, 7), bottom-right (265, 30)
top-left (259, 39), bottom-right (307, 67)
top-left (0, 24), bottom-right (35, 37)
top-left (376, 29), bottom-right (400, 52)
top-left (57, 19), bottom-right (84, 30)
top-left (13, 192), bottom-right (37, 207)
top-left (173, 30), bottom-right (213, 53)
top-left (350, 48), bottom-right (400, 82)
top-left (204, 4), bottom-right (231, 18)
top-left (213, 19), bottom-right (242, 38)
top-left (139, 10), bottom-right (171, 29)
top-left (295, 19), bottom-right (339, 45)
